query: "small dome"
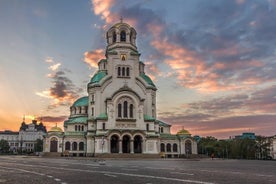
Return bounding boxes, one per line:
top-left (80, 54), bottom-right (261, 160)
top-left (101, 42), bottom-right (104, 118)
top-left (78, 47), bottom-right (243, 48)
top-left (72, 96), bottom-right (88, 107)
top-left (177, 129), bottom-right (191, 135)
top-left (49, 126), bottom-right (63, 132)
top-left (90, 71), bottom-right (107, 84)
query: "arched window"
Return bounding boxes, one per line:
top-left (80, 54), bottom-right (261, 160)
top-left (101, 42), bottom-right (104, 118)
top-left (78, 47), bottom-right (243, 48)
top-left (79, 142), bottom-right (84, 151)
top-left (78, 125), bottom-right (80, 131)
top-left (123, 101), bottom-right (128, 118)
top-left (65, 142), bottom-right (71, 150)
top-left (166, 144), bottom-right (171, 152)
top-left (160, 143), bottom-right (165, 152)
top-left (120, 30), bottom-right (126, 42)
top-left (126, 67), bottom-right (130, 76)
top-left (113, 31), bottom-right (116, 43)
top-left (146, 123), bottom-right (149, 131)
top-left (75, 125), bottom-right (77, 131)
top-left (129, 104), bottom-right (133, 118)
top-left (92, 107), bottom-right (94, 116)
top-left (118, 67), bottom-right (121, 76)
top-left (118, 104), bottom-right (122, 117)
top-left (122, 67), bottom-right (125, 76)
top-left (173, 143), bottom-right (178, 152)
top-left (72, 142), bottom-right (78, 151)
top-left (81, 126), bottom-right (84, 131)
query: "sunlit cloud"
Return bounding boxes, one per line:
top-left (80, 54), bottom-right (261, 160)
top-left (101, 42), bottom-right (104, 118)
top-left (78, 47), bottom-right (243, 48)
top-left (91, 0), bottom-right (117, 24)
top-left (45, 57), bottom-right (54, 63)
top-left (49, 63), bottom-right (61, 71)
top-left (83, 49), bottom-right (105, 69)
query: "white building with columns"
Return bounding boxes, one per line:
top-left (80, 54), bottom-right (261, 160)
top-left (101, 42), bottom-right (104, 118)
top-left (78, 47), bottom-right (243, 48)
top-left (43, 21), bottom-right (197, 157)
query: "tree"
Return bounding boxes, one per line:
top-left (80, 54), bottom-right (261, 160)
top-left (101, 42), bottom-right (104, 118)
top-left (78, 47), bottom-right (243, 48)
top-left (34, 139), bottom-right (43, 152)
top-left (0, 139), bottom-right (10, 153)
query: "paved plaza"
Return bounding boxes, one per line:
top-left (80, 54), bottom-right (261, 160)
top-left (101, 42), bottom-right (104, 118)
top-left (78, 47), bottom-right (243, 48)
top-left (0, 156), bottom-right (275, 184)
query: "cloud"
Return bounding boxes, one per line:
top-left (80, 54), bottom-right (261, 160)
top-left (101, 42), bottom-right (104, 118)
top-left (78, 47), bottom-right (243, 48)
top-left (91, 0), bottom-right (117, 24)
top-left (45, 57), bottom-right (54, 63)
top-left (49, 63), bottom-right (61, 71)
top-left (37, 57), bottom-right (83, 109)
top-left (42, 115), bottom-right (67, 122)
top-left (83, 49), bottom-right (104, 69)
top-left (158, 84), bottom-right (276, 138)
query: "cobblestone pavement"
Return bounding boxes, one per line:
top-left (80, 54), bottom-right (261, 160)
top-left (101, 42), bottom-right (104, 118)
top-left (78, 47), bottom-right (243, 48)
top-left (0, 156), bottom-right (275, 184)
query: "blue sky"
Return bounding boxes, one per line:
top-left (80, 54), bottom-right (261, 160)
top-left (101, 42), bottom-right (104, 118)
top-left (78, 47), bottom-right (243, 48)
top-left (0, 0), bottom-right (276, 138)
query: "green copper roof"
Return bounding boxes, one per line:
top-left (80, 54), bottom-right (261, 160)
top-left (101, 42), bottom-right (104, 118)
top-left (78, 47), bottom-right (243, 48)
top-left (96, 113), bottom-right (108, 120)
top-left (144, 114), bottom-right (155, 121)
top-left (90, 71), bottom-right (107, 84)
top-left (156, 119), bottom-right (171, 127)
top-left (140, 73), bottom-right (156, 87)
top-left (160, 133), bottom-right (178, 139)
top-left (64, 116), bottom-right (88, 126)
top-left (72, 96), bottom-right (88, 107)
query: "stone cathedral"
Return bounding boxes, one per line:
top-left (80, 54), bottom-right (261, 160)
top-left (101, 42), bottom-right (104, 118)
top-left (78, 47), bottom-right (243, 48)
top-left (43, 21), bottom-right (197, 157)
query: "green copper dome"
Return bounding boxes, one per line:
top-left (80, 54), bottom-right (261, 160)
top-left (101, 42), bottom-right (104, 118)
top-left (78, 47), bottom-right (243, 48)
top-left (72, 96), bottom-right (88, 107)
top-left (90, 71), bottom-right (107, 84)
top-left (140, 73), bottom-right (156, 87)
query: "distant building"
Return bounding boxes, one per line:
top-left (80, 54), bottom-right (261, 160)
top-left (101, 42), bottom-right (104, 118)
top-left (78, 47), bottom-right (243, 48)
top-left (19, 119), bottom-right (47, 152)
top-left (0, 119), bottom-right (47, 153)
top-left (234, 132), bottom-right (256, 140)
top-left (268, 135), bottom-right (276, 159)
top-left (43, 21), bottom-right (197, 157)
top-left (0, 130), bottom-right (19, 152)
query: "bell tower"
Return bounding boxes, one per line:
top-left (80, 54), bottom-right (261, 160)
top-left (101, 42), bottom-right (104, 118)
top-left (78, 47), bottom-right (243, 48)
top-left (106, 21), bottom-right (137, 52)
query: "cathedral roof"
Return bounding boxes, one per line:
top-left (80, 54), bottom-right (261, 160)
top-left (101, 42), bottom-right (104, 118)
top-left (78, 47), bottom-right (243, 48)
top-left (155, 120), bottom-right (171, 127)
top-left (90, 71), bottom-right (107, 84)
top-left (64, 116), bottom-right (88, 126)
top-left (110, 22), bottom-right (132, 29)
top-left (72, 96), bottom-right (88, 107)
top-left (140, 73), bottom-right (156, 87)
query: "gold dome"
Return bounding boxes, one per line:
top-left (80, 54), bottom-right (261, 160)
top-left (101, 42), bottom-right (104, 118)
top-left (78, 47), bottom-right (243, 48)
top-left (177, 129), bottom-right (191, 135)
top-left (49, 126), bottom-right (63, 132)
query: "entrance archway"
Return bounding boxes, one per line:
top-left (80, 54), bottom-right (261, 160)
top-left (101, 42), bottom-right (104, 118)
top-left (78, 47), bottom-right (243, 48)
top-left (185, 140), bottom-right (192, 154)
top-left (110, 135), bottom-right (119, 153)
top-left (134, 135), bottom-right (142, 153)
top-left (50, 137), bottom-right (58, 152)
top-left (122, 135), bottom-right (130, 153)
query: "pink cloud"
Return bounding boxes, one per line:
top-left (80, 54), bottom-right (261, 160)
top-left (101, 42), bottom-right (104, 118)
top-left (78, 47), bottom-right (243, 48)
top-left (91, 0), bottom-right (116, 24)
top-left (83, 49), bottom-right (104, 69)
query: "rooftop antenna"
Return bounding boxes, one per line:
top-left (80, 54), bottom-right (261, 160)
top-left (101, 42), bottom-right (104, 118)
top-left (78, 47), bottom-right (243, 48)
top-left (23, 115), bottom-right (25, 122)
top-left (120, 16), bottom-right (123, 23)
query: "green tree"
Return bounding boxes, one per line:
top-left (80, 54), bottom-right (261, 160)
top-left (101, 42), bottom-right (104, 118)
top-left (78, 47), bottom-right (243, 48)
top-left (255, 136), bottom-right (271, 159)
top-left (0, 139), bottom-right (10, 153)
top-left (34, 139), bottom-right (43, 152)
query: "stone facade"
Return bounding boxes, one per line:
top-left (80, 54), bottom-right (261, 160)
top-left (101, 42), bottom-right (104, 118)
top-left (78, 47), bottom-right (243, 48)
top-left (43, 21), bottom-right (197, 157)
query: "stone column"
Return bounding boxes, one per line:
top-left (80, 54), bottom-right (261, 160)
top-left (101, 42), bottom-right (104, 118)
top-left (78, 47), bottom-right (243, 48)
top-left (130, 139), bottom-right (134, 154)
top-left (119, 139), bottom-right (122, 153)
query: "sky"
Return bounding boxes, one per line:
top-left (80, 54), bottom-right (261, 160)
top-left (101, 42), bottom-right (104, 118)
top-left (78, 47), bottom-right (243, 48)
top-left (0, 0), bottom-right (276, 139)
